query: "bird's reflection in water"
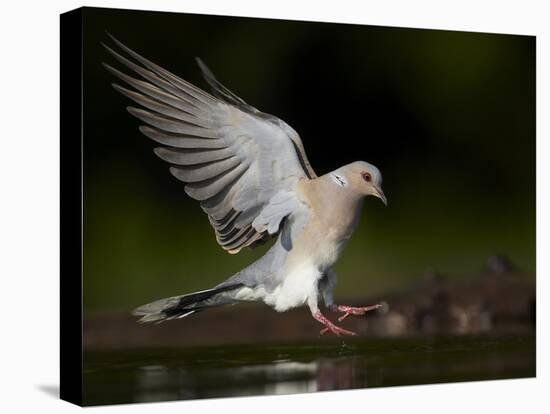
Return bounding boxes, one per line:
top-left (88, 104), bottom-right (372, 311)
top-left (134, 365), bottom-right (184, 403)
top-left (134, 357), bottom-right (372, 402)
top-left (316, 357), bottom-right (370, 391)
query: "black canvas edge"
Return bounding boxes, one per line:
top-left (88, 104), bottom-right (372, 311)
top-left (60, 7), bottom-right (83, 407)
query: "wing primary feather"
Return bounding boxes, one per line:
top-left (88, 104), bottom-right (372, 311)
top-left (106, 33), bottom-right (219, 106)
top-left (224, 227), bottom-right (260, 252)
top-left (139, 126), bottom-right (227, 149)
top-left (218, 226), bottom-right (251, 244)
top-left (153, 147), bottom-right (235, 166)
top-left (102, 49), bottom-right (209, 113)
top-left (195, 58), bottom-right (249, 107)
top-left (127, 107), bottom-right (221, 138)
top-left (103, 62), bottom-right (208, 118)
top-left (209, 211), bottom-right (241, 235)
top-left (200, 183), bottom-right (241, 220)
top-left (181, 163), bottom-right (248, 201)
top-left (112, 83), bottom-right (212, 128)
top-left (233, 204), bottom-right (264, 228)
top-left (167, 156), bottom-right (240, 183)
top-left (243, 232), bottom-right (267, 248)
top-left (210, 209), bottom-right (239, 227)
top-left (216, 224), bottom-right (242, 240)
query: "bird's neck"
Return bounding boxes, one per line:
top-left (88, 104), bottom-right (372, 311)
top-left (298, 175), bottom-right (365, 230)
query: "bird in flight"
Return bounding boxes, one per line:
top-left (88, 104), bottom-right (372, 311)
top-left (103, 34), bottom-right (387, 336)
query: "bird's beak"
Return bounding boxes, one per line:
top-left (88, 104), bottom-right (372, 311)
top-left (373, 187), bottom-right (387, 206)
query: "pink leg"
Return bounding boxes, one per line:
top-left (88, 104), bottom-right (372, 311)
top-left (313, 311), bottom-right (357, 336)
top-left (336, 304), bottom-right (382, 322)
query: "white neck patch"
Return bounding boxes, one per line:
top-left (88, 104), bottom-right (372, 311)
top-left (330, 173), bottom-right (348, 187)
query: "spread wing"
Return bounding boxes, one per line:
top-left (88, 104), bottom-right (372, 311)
top-left (102, 34), bottom-right (316, 254)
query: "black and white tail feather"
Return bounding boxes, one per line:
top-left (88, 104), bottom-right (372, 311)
top-left (133, 284), bottom-right (243, 323)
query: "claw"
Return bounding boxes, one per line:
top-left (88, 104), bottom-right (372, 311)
top-left (336, 304), bottom-right (382, 322)
top-left (314, 311), bottom-right (357, 336)
top-left (338, 312), bottom-right (351, 322)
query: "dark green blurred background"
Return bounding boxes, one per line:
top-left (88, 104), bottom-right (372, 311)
top-left (82, 8), bottom-right (535, 314)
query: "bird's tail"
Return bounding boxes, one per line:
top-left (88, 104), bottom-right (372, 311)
top-left (132, 283), bottom-right (243, 323)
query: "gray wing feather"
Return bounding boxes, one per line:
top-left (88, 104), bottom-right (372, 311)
top-left (104, 63), bottom-right (207, 117)
top-left (252, 191), bottom-right (300, 235)
top-left (104, 36), bottom-right (216, 107)
top-left (196, 57), bottom-right (251, 109)
top-left (180, 164), bottom-right (248, 201)
top-left (169, 157), bottom-right (242, 183)
top-left (126, 107), bottom-right (220, 137)
top-left (154, 147), bottom-right (236, 166)
top-left (139, 126), bottom-right (226, 149)
top-left (112, 83), bottom-right (212, 127)
top-left (103, 34), bottom-right (314, 253)
top-left (196, 58), bottom-right (318, 180)
top-left (103, 48), bottom-right (211, 113)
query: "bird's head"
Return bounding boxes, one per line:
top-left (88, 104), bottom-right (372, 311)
top-left (330, 161), bottom-right (387, 205)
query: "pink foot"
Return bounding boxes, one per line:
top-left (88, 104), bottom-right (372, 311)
top-left (313, 311), bottom-right (357, 336)
top-left (336, 304), bottom-right (382, 322)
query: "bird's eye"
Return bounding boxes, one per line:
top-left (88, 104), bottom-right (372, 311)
top-left (361, 172), bottom-right (372, 182)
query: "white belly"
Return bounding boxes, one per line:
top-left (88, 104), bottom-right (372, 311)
top-left (234, 262), bottom-right (321, 312)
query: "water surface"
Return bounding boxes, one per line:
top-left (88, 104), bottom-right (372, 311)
top-left (83, 334), bottom-right (535, 406)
